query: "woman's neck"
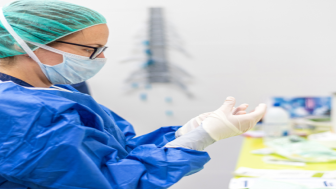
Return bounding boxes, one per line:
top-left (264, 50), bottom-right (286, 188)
top-left (0, 55), bottom-right (52, 88)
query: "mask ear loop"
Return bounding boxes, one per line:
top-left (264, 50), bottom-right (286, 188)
top-left (0, 7), bottom-right (48, 77)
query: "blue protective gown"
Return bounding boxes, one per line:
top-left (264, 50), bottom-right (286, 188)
top-left (71, 81), bottom-right (91, 95)
top-left (0, 73), bottom-right (210, 189)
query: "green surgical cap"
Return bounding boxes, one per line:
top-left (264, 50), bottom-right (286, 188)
top-left (0, 0), bottom-right (106, 58)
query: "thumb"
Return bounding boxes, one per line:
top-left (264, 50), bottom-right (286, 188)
top-left (218, 96), bottom-right (236, 114)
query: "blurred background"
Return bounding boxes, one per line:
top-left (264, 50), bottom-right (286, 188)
top-left (2, 0), bottom-right (336, 188)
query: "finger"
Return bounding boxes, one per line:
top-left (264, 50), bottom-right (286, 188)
top-left (232, 107), bottom-right (237, 113)
top-left (236, 104), bottom-right (267, 131)
top-left (219, 96), bottom-right (236, 114)
top-left (235, 111), bottom-right (247, 115)
top-left (232, 104), bottom-right (249, 115)
top-left (247, 103), bottom-right (267, 120)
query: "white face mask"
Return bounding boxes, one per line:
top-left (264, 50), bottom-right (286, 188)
top-left (0, 8), bottom-right (107, 85)
top-left (27, 41), bottom-right (107, 85)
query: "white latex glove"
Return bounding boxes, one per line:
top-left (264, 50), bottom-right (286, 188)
top-left (202, 96), bottom-right (267, 141)
top-left (175, 104), bottom-right (249, 138)
top-left (175, 112), bottom-right (212, 138)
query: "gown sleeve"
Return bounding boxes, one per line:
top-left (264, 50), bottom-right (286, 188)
top-left (99, 105), bottom-right (182, 151)
top-left (0, 96), bottom-right (211, 189)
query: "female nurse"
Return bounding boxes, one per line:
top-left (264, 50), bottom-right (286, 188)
top-left (0, 0), bottom-right (267, 188)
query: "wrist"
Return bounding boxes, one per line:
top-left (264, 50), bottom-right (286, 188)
top-left (165, 125), bottom-right (216, 151)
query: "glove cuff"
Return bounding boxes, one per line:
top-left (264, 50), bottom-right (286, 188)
top-left (165, 125), bottom-right (216, 151)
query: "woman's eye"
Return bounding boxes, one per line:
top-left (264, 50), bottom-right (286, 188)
top-left (85, 49), bottom-right (93, 53)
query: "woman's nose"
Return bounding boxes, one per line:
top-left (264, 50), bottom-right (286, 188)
top-left (97, 52), bottom-right (105, 59)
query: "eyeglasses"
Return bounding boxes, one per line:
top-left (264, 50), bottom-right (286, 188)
top-left (56, 41), bottom-right (108, 59)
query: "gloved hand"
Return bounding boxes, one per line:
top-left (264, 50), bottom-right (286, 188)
top-left (165, 97), bottom-right (267, 151)
top-left (175, 103), bottom-right (249, 138)
top-left (202, 96), bottom-right (266, 141)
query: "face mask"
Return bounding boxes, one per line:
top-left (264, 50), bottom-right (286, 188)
top-left (27, 41), bottom-right (106, 85)
top-left (0, 8), bottom-right (107, 85)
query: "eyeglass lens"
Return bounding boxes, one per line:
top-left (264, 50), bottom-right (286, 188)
top-left (92, 47), bottom-right (108, 59)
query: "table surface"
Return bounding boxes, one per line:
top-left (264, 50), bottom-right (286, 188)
top-left (236, 137), bottom-right (336, 171)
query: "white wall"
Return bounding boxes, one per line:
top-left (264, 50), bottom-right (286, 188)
top-left (86, 0), bottom-right (336, 135)
top-left (2, 0), bottom-right (336, 188)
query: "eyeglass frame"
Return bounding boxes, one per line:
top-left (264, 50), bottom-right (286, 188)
top-left (56, 41), bottom-right (108, 59)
